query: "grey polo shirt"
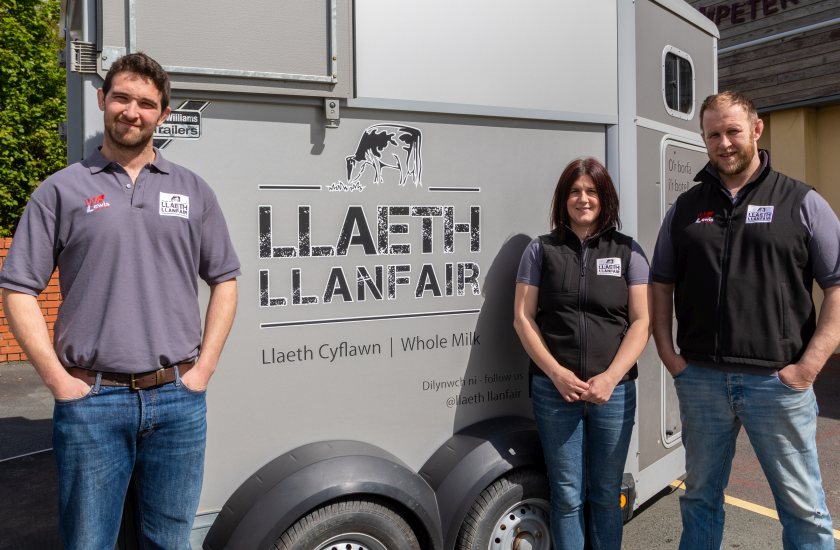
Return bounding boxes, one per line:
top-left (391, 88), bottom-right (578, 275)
top-left (0, 148), bottom-right (241, 373)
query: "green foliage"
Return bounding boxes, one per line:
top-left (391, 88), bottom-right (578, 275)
top-left (0, 0), bottom-right (66, 236)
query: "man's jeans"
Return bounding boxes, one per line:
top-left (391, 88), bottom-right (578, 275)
top-left (531, 375), bottom-right (636, 550)
top-left (53, 369), bottom-right (206, 550)
top-left (674, 363), bottom-right (834, 550)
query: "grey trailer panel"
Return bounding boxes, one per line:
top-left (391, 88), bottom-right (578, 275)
top-left (354, 0), bottom-right (618, 119)
top-left (97, 0), bottom-right (353, 97)
top-left (160, 99), bottom-right (606, 512)
top-left (635, 0), bottom-right (717, 134)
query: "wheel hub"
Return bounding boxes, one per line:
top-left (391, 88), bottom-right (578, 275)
top-left (316, 532), bottom-right (387, 550)
top-left (489, 498), bottom-right (551, 550)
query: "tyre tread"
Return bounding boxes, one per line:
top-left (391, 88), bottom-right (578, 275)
top-left (455, 468), bottom-right (549, 550)
top-left (274, 498), bottom-right (419, 550)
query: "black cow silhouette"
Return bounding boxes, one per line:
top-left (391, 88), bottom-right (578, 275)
top-left (346, 124), bottom-right (422, 187)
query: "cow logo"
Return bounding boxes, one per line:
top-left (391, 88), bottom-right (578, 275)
top-left (159, 193), bottom-right (190, 219)
top-left (84, 194), bottom-right (110, 213)
top-left (596, 257), bottom-right (622, 277)
top-left (695, 211), bottom-right (714, 224)
top-left (329, 124), bottom-right (422, 192)
top-left (745, 204), bottom-right (774, 224)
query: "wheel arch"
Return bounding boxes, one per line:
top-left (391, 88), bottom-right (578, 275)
top-left (202, 440), bottom-right (443, 550)
top-left (418, 415), bottom-right (545, 549)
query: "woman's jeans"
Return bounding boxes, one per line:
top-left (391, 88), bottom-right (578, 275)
top-left (531, 374), bottom-right (636, 550)
top-left (674, 363), bottom-right (834, 550)
top-left (53, 370), bottom-right (207, 550)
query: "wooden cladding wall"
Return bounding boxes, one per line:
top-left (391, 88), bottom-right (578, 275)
top-left (686, 0), bottom-right (840, 110)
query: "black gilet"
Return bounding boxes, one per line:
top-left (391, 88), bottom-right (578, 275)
top-left (532, 227), bottom-right (637, 381)
top-left (670, 162), bottom-right (814, 369)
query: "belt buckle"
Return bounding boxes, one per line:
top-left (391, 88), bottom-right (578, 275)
top-left (129, 368), bottom-right (166, 390)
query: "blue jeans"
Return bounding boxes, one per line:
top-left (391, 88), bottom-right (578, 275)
top-left (531, 374), bottom-right (636, 550)
top-left (674, 363), bottom-right (834, 550)
top-left (53, 369), bottom-right (207, 550)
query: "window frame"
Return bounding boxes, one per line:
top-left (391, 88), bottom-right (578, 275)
top-left (662, 45), bottom-right (696, 121)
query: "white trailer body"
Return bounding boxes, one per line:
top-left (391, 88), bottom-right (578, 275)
top-left (58, 1), bottom-right (718, 548)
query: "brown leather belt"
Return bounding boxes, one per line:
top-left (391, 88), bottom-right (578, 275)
top-left (67, 362), bottom-right (195, 390)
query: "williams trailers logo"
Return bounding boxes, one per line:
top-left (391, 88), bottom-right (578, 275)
top-left (257, 123), bottom-right (482, 322)
top-left (153, 100), bottom-right (210, 150)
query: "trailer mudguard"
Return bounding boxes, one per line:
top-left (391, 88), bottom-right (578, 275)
top-left (419, 416), bottom-right (544, 549)
top-left (203, 440), bottom-right (443, 550)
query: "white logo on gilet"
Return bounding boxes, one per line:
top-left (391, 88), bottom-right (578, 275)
top-left (745, 204), bottom-right (774, 224)
top-left (596, 257), bottom-right (622, 277)
top-left (159, 193), bottom-right (190, 219)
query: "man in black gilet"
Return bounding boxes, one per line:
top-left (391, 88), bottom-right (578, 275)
top-left (651, 91), bottom-right (840, 549)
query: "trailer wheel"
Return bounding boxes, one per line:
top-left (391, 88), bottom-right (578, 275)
top-left (273, 498), bottom-right (421, 550)
top-left (456, 469), bottom-right (551, 550)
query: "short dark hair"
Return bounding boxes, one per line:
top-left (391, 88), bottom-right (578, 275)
top-left (550, 157), bottom-right (621, 236)
top-left (699, 91), bottom-right (758, 132)
top-left (102, 52), bottom-right (171, 111)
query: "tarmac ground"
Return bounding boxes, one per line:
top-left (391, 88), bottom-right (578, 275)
top-left (1, 360), bottom-right (839, 549)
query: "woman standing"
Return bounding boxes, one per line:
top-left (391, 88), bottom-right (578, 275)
top-left (513, 157), bottom-right (650, 549)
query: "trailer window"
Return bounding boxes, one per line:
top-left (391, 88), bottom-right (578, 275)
top-left (662, 46), bottom-right (694, 120)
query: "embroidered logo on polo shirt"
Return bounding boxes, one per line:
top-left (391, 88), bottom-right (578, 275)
top-left (746, 204), bottom-right (774, 224)
top-left (695, 211), bottom-right (714, 224)
top-left (596, 258), bottom-right (622, 277)
top-left (159, 193), bottom-right (190, 219)
top-left (84, 194), bottom-right (110, 213)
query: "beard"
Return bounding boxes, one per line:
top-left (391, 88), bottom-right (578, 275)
top-left (104, 116), bottom-right (156, 151)
top-left (710, 136), bottom-right (756, 177)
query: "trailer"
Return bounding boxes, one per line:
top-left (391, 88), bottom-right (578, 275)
top-left (58, 1), bottom-right (718, 548)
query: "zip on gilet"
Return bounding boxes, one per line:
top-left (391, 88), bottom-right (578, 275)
top-left (531, 227), bottom-right (637, 381)
top-left (670, 163), bottom-right (814, 369)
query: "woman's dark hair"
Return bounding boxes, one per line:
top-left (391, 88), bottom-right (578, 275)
top-left (549, 157), bottom-right (621, 235)
top-left (102, 52), bottom-right (171, 112)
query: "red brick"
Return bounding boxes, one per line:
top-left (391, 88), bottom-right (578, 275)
top-left (0, 238), bottom-right (63, 364)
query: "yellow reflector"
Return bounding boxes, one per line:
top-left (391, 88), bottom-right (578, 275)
top-left (620, 493), bottom-right (628, 508)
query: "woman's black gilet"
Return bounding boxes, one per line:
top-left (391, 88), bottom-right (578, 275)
top-left (532, 227), bottom-right (637, 381)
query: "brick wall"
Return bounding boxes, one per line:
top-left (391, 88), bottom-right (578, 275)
top-left (0, 237), bottom-right (62, 363)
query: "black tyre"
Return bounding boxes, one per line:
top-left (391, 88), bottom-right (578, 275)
top-left (456, 469), bottom-right (551, 550)
top-left (273, 498), bottom-right (421, 550)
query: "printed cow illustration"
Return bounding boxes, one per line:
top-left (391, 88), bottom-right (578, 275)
top-left (346, 124), bottom-right (422, 187)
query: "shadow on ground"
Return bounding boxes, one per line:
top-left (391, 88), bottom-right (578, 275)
top-left (0, 451), bottom-right (60, 550)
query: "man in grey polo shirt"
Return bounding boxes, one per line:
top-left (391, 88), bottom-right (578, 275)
top-left (0, 53), bottom-right (239, 549)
